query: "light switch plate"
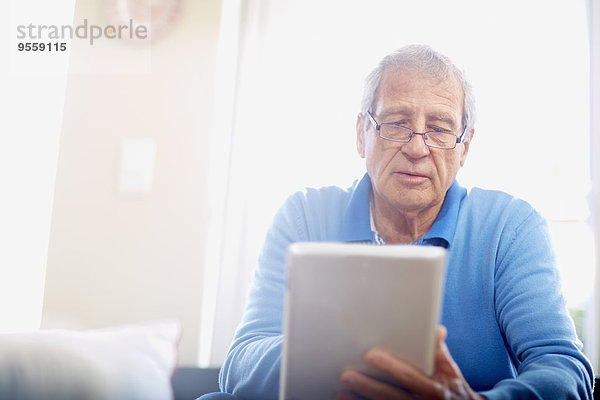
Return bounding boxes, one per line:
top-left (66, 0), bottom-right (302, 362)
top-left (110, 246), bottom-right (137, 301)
top-left (118, 138), bottom-right (157, 194)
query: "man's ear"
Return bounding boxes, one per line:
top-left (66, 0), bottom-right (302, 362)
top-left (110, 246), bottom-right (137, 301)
top-left (459, 128), bottom-right (474, 167)
top-left (356, 113), bottom-right (366, 159)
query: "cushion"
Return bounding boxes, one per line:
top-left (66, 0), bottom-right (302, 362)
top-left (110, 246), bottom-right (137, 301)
top-left (0, 320), bottom-right (180, 400)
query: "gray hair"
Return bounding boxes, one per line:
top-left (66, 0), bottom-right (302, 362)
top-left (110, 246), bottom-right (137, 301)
top-left (360, 44), bottom-right (476, 142)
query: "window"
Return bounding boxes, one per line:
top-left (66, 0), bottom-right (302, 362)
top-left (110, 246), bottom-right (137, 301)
top-left (201, 0), bottom-right (596, 368)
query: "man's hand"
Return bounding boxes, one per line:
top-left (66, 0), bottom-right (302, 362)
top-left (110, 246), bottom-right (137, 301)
top-left (336, 326), bottom-right (485, 400)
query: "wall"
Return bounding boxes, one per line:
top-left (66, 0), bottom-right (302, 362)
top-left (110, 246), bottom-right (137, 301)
top-left (42, 0), bottom-right (221, 365)
top-left (590, 0), bottom-right (600, 371)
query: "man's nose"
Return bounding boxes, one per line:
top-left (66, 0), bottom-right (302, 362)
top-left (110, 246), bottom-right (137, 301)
top-left (401, 132), bottom-right (430, 158)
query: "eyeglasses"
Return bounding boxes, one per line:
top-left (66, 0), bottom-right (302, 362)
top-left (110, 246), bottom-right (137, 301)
top-left (366, 111), bottom-right (466, 150)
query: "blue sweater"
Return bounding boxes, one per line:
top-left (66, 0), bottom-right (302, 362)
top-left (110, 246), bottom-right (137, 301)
top-left (220, 174), bottom-right (594, 399)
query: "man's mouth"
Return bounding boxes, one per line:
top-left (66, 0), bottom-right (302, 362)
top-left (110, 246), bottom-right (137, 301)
top-left (397, 171), bottom-right (426, 178)
top-left (394, 171), bottom-right (428, 184)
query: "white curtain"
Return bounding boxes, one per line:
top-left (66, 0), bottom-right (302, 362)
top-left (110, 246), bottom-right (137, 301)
top-left (0, 0), bottom-right (73, 333)
top-left (200, 0), bottom-right (595, 367)
top-left (586, 0), bottom-right (600, 372)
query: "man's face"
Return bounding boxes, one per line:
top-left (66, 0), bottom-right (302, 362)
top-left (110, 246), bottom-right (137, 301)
top-left (356, 68), bottom-right (471, 214)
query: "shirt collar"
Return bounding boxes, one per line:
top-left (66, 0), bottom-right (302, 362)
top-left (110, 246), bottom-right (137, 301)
top-left (340, 173), bottom-right (374, 242)
top-left (340, 173), bottom-right (466, 247)
top-left (420, 180), bottom-right (465, 248)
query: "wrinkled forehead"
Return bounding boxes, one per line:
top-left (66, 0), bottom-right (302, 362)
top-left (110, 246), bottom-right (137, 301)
top-left (377, 66), bottom-right (463, 99)
top-left (373, 67), bottom-right (464, 117)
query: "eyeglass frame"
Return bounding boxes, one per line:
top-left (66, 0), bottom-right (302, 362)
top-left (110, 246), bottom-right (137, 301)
top-left (366, 111), bottom-right (467, 150)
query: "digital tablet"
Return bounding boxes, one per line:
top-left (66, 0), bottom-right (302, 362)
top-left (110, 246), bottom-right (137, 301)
top-left (279, 242), bottom-right (446, 400)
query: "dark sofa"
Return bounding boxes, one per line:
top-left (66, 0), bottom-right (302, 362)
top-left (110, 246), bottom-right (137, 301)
top-left (171, 370), bottom-right (599, 400)
top-left (171, 367), bottom-right (220, 400)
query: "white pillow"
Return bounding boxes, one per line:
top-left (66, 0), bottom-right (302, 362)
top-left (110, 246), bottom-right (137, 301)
top-left (0, 320), bottom-right (180, 400)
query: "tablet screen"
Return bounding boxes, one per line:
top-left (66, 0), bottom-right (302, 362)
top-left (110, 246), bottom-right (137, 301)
top-left (279, 242), bottom-right (446, 400)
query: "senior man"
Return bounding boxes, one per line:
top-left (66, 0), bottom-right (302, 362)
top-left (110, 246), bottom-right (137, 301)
top-left (201, 45), bottom-right (594, 399)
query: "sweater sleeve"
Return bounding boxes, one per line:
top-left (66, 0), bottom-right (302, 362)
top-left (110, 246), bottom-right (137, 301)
top-left (480, 206), bottom-right (594, 400)
top-left (218, 192), bottom-right (308, 400)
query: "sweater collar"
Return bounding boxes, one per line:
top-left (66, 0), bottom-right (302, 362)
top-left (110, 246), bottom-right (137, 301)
top-left (340, 173), bottom-right (465, 247)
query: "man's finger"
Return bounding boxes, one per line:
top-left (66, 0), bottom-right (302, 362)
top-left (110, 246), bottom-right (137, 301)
top-left (340, 370), bottom-right (413, 400)
top-left (434, 326), bottom-right (466, 381)
top-left (362, 350), bottom-right (444, 399)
